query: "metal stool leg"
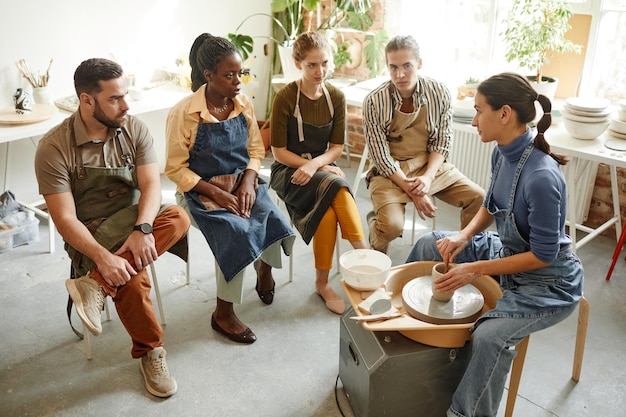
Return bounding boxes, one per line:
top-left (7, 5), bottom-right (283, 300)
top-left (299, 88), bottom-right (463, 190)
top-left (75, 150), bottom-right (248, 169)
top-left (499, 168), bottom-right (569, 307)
top-left (606, 224), bottom-right (626, 280)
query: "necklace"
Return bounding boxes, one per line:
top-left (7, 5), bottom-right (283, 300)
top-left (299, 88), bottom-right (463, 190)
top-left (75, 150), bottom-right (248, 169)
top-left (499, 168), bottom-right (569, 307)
top-left (208, 98), bottom-right (229, 114)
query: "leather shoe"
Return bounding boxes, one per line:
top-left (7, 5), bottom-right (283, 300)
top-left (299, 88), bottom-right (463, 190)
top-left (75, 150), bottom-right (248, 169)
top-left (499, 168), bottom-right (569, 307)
top-left (211, 315), bottom-right (257, 344)
top-left (254, 260), bottom-right (275, 305)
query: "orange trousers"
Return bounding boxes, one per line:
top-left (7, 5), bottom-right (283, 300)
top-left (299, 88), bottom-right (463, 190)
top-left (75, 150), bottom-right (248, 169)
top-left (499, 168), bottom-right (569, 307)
top-left (89, 206), bottom-right (190, 358)
top-left (312, 188), bottom-right (365, 270)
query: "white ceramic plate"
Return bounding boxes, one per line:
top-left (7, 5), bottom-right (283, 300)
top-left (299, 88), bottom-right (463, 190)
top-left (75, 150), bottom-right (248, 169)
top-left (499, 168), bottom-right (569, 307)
top-left (565, 97), bottom-right (610, 112)
top-left (607, 128), bottom-right (626, 140)
top-left (562, 104), bottom-right (612, 118)
top-left (610, 117), bottom-right (626, 134)
top-left (401, 276), bottom-right (484, 325)
top-left (604, 138), bottom-right (626, 151)
top-left (562, 107), bottom-right (609, 123)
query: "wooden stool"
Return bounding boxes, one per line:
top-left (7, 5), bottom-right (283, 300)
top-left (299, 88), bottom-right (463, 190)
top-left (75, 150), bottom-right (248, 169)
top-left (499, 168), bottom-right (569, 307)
top-left (504, 296), bottom-right (590, 417)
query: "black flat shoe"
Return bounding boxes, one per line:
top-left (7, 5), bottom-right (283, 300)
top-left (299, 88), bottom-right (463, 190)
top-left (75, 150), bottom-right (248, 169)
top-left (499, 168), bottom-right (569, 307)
top-left (254, 260), bottom-right (275, 305)
top-left (210, 315), bottom-right (257, 344)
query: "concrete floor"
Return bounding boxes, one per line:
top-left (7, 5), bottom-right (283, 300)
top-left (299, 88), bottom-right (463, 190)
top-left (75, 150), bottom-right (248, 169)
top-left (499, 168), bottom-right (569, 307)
top-left (2, 155), bottom-right (626, 417)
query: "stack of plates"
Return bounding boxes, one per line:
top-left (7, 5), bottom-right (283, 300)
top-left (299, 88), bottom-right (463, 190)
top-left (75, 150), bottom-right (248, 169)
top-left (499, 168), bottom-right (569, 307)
top-left (607, 99), bottom-right (626, 140)
top-left (561, 97), bottom-right (611, 140)
top-left (452, 99), bottom-right (476, 124)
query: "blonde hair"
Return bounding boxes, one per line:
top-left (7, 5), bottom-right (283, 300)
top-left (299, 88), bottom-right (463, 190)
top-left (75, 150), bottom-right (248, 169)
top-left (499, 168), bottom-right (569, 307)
top-left (292, 31), bottom-right (331, 62)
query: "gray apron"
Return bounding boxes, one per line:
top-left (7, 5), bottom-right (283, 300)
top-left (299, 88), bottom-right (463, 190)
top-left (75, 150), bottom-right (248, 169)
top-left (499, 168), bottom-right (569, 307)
top-left (479, 144), bottom-right (583, 322)
top-left (270, 82), bottom-right (351, 243)
top-left (184, 113), bottom-right (294, 281)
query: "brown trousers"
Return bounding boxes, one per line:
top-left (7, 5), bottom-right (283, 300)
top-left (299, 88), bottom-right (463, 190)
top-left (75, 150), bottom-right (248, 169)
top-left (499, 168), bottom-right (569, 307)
top-left (89, 206), bottom-right (190, 358)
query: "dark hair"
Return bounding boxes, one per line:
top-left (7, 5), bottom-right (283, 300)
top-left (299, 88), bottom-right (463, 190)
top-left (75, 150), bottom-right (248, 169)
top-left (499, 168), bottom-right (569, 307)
top-left (74, 58), bottom-right (124, 96)
top-left (292, 31), bottom-right (331, 62)
top-left (477, 72), bottom-right (568, 165)
top-left (189, 33), bottom-right (240, 92)
top-left (385, 35), bottom-right (421, 63)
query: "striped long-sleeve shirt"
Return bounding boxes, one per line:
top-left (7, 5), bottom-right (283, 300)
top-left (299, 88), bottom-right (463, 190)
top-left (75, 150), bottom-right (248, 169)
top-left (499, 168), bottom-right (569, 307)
top-left (362, 76), bottom-right (453, 177)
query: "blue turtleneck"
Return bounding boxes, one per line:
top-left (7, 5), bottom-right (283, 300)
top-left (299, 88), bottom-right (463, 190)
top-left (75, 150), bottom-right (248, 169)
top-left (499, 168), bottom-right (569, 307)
top-left (487, 129), bottom-right (571, 263)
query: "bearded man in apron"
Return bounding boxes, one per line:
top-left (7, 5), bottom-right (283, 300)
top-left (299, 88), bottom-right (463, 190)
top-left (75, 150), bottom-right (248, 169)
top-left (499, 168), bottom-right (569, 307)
top-left (362, 36), bottom-right (485, 254)
top-left (35, 59), bottom-right (190, 398)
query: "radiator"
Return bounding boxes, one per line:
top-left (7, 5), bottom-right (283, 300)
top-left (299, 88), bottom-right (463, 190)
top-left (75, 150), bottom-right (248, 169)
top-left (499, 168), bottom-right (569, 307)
top-left (449, 125), bottom-right (493, 191)
top-left (449, 124), bottom-right (595, 223)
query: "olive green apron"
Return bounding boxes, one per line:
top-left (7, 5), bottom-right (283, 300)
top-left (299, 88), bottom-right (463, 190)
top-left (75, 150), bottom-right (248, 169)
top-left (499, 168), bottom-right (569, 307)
top-left (368, 104), bottom-right (463, 211)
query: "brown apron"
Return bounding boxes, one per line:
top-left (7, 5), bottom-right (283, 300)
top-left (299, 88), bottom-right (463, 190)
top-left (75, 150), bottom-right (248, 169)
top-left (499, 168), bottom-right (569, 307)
top-left (368, 104), bottom-right (463, 211)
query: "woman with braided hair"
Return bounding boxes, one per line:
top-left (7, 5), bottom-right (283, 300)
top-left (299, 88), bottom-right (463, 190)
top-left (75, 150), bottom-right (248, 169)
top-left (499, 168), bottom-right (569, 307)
top-left (166, 33), bottom-right (295, 344)
top-left (406, 72), bottom-right (583, 417)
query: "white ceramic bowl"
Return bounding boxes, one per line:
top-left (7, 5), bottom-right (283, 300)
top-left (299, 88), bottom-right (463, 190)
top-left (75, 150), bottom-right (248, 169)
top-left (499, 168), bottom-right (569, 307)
top-left (562, 117), bottom-right (610, 140)
top-left (340, 249), bottom-right (391, 291)
top-left (619, 99), bottom-right (626, 112)
top-left (618, 109), bottom-right (626, 122)
top-left (610, 117), bottom-right (626, 134)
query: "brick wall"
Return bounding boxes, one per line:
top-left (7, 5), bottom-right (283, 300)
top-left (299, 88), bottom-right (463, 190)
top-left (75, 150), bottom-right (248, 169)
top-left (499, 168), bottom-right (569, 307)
top-left (586, 164), bottom-right (626, 237)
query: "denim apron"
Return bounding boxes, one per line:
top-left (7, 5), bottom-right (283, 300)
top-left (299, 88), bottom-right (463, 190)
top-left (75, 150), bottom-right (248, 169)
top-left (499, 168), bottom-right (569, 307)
top-left (184, 113), bottom-right (294, 281)
top-left (270, 82), bottom-right (350, 243)
top-left (479, 144), bottom-right (583, 321)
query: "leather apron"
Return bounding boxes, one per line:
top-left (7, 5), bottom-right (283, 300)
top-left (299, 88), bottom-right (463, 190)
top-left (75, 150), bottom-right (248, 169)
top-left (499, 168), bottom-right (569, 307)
top-left (367, 104), bottom-right (464, 210)
top-left (270, 81), bottom-right (350, 243)
top-left (184, 113), bottom-right (294, 281)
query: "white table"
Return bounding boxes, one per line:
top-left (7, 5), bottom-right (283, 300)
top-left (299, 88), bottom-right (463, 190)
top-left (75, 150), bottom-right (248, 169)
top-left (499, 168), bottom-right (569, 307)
top-left (0, 83), bottom-right (191, 253)
top-left (548, 127), bottom-right (625, 250)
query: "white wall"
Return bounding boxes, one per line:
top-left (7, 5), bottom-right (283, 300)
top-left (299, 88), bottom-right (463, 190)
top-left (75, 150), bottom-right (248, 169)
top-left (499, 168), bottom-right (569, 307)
top-left (0, 0), bottom-right (273, 202)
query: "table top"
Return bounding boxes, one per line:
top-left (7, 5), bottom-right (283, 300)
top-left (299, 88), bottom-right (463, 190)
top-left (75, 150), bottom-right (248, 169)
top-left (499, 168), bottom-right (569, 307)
top-left (0, 83), bottom-right (190, 145)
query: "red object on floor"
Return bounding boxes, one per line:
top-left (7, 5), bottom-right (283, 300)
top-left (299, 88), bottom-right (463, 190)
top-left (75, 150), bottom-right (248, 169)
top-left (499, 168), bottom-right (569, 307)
top-left (606, 224), bottom-right (626, 280)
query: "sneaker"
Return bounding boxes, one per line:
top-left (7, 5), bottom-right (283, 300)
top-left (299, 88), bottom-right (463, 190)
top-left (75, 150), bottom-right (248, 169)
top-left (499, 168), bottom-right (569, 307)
top-left (65, 274), bottom-right (105, 336)
top-left (139, 347), bottom-right (177, 397)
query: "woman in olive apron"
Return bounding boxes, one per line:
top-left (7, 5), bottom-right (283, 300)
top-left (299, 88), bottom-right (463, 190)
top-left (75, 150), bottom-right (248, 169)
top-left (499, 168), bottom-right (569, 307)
top-left (270, 32), bottom-right (368, 315)
top-left (166, 34), bottom-right (295, 344)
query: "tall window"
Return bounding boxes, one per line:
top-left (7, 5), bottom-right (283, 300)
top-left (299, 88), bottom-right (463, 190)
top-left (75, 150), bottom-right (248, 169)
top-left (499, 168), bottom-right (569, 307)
top-left (388, 0), bottom-right (626, 103)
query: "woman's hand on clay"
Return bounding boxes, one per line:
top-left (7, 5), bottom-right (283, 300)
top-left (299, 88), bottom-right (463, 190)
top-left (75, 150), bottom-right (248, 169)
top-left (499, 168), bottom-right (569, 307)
top-left (436, 234), bottom-right (469, 265)
top-left (434, 262), bottom-right (479, 293)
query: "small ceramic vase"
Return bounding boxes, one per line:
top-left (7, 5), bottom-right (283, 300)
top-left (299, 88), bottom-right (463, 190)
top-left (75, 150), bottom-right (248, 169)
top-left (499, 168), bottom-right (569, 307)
top-left (14, 88), bottom-right (32, 114)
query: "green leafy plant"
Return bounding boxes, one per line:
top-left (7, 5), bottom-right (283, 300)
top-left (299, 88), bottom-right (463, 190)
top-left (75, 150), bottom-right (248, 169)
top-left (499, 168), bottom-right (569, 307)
top-left (228, 0), bottom-right (388, 77)
top-left (502, 0), bottom-right (582, 83)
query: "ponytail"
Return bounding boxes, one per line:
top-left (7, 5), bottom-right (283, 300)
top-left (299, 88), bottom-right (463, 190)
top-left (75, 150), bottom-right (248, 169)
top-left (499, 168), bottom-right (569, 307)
top-left (534, 94), bottom-right (569, 165)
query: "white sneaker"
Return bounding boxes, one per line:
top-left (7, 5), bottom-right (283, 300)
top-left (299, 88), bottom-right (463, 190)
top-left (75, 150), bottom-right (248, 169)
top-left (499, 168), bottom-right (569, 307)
top-left (65, 274), bottom-right (105, 336)
top-left (139, 347), bottom-right (177, 397)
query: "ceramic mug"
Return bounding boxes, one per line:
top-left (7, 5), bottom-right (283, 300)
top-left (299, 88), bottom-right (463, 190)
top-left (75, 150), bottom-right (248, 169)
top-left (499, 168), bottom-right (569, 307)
top-left (431, 262), bottom-right (455, 302)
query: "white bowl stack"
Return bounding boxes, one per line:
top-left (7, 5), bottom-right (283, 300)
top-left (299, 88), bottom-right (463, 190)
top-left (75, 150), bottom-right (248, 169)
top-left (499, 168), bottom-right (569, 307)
top-left (607, 99), bottom-right (626, 141)
top-left (562, 97), bottom-right (611, 140)
top-left (452, 99), bottom-right (476, 124)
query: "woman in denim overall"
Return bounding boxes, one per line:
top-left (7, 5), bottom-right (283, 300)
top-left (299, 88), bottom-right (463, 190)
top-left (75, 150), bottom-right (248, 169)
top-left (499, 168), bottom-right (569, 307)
top-left (407, 73), bottom-right (583, 417)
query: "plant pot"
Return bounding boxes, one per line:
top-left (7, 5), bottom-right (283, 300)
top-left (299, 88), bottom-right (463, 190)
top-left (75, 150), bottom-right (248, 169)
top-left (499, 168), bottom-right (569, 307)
top-left (527, 76), bottom-right (559, 100)
top-left (278, 44), bottom-right (300, 84)
top-left (257, 120), bottom-right (271, 156)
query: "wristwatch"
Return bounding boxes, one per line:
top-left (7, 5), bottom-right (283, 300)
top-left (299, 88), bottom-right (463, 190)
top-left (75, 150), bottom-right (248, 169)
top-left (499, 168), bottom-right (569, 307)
top-left (133, 223), bottom-right (153, 234)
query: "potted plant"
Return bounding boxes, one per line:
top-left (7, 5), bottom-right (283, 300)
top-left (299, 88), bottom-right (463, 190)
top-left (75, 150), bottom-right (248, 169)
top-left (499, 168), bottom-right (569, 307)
top-left (501, 0), bottom-right (582, 97)
top-left (228, 0), bottom-right (387, 80)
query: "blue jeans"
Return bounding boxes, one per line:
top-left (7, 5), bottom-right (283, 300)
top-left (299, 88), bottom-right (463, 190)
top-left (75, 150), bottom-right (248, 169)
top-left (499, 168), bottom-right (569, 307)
top-left (446, 306), bottom-right (576, 417)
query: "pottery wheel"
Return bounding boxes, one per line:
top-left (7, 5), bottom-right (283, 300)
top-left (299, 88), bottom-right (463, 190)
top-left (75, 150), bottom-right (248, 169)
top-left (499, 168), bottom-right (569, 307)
top-left (401, 276), bottom-right (485, 325)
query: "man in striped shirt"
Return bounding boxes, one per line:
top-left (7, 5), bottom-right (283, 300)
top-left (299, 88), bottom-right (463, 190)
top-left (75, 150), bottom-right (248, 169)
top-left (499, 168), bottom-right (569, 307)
top-left (362, 35), bottom-right (485, 254)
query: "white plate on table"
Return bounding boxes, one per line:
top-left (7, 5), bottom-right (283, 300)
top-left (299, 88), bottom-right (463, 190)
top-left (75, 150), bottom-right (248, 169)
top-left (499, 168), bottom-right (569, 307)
top-left (565, 97), bottom-right (610, 113)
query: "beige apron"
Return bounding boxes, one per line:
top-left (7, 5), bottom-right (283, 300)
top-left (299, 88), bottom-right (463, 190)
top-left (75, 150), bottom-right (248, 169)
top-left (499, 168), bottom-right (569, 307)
top-left (368, 104), bottom-right (463, 211)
